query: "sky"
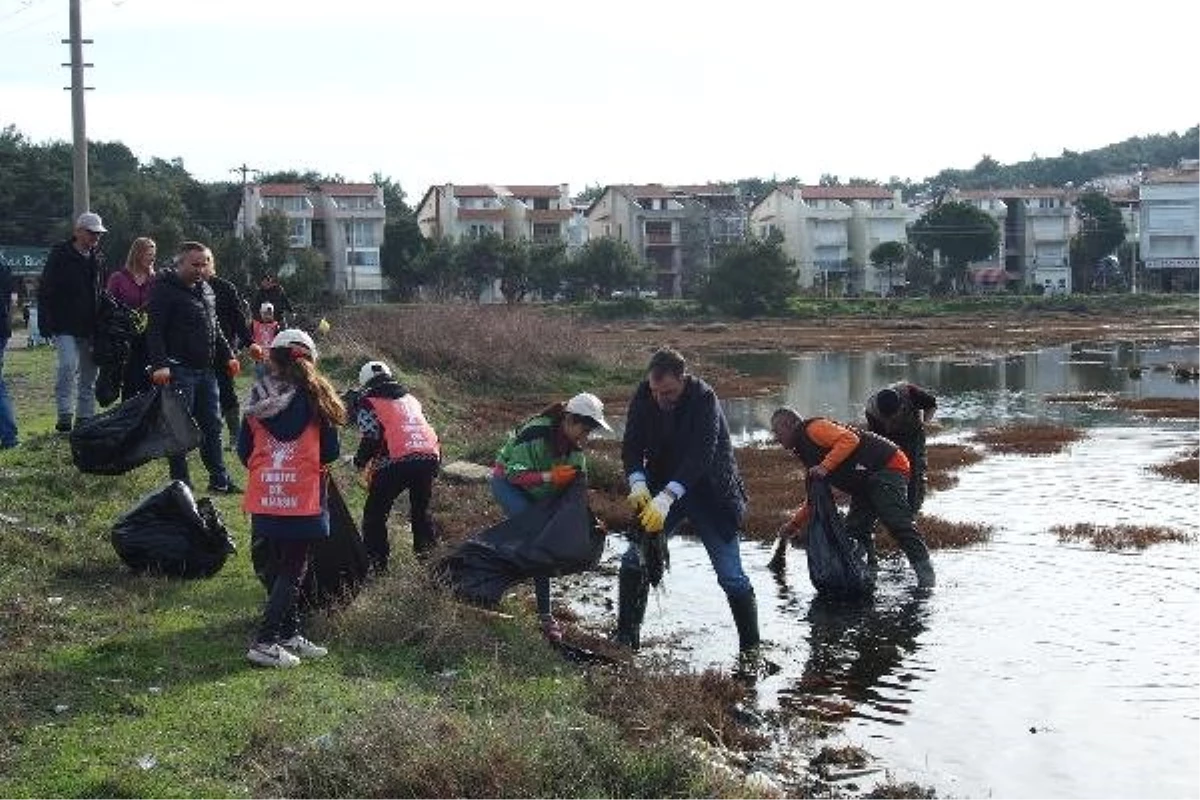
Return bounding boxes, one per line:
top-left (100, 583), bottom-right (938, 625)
top-left (1, 0), bottom-right (1196, 203)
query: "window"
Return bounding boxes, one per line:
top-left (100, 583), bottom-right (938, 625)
top-left (263, 195), bottom-right (309, 213)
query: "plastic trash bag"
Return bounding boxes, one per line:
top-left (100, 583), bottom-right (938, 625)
top-left (251, 475), bottom-right (369, 612)
top-left (435, 480), bottom-right (605, 608)
top-left (70, 385), bottom-right (202, 475)
top-left (111, 480), bottom-right (236, 578)
top-left (805, 479), bottom-right (874, 597)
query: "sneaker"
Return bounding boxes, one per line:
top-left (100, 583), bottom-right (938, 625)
top-left (207, 479), bottom-right (243, 495)
top-left (539, 615), bottom-right (564, 643)
top-left (55, 415), bottom-right (72, 433)
top-left (247, 642), bottom-right (301, 668)
top-left (280, 635), bottom-right (328, 659)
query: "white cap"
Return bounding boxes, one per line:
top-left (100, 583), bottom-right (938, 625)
top-left (260, 302), bottom-right (274, 314)
top-left (358, 360), bottom-right (392, 387)
top-left (76, 211), bottom-right (107, 233)
top-left (565, 392), bottom-right (612, 431)
top-left (270, 328), bottom-right (317, 360)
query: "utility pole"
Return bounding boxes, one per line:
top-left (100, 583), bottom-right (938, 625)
top-left (230, 163), bottom-right (261, 238)
top-left (63, 0), bottom-right (93, 218)
top-left (230, 164), bottom-right (260, 290)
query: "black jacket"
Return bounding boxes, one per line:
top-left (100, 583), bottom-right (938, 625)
top-left (0, 262), bottom-right (11, 339)
top-left (251, 281), bottom-right (294, 323)
top-left (208, 275), bottom-right (251, 350)
top-left (37, 239), bottom-right (106, 337)
top-left (145, 269), bottom-right (233, 370)
top-left (621, 375), bottom-right (747, 522)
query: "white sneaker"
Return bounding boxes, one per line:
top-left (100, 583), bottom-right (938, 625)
top-left (247, 642), bottom-right (301, 668)
top-left (280, 635), bottom-right (328, 659)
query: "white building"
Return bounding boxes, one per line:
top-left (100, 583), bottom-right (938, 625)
top-left (237, 182), bottom-right (387, 303)
top-left (1139, 162), bottom-right (1199, 293)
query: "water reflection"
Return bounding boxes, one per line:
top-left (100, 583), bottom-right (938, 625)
top-left (720, 340), bottom-right (1199, 444)
top-left (775, 587), bottom-right (932, 727)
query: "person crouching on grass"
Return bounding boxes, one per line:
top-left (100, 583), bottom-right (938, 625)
top-left (351, 359), bottom-right (442, 571)
top-left (490, 392), bottom-right (612, 642)
top-left (238, 328), bottom-right (346, 668)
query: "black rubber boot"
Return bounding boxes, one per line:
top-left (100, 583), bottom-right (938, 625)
top-left (727, 590), bottom-right (760, 654)
top-left (613, 566), bottom-right (648, 650)
top-left (912, 557), bottom-right (936, 589)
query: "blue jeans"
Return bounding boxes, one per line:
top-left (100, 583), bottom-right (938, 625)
top-left (488, 474), bottom-right (552, 616)
top-left (0, 340), bottom-right (18, 447)
top-left (619, 491), bottom-right (753, 598)
top-left (54, 334), bottom-right (98, 419)
top-left (167, 365), bottom-right (231, 488)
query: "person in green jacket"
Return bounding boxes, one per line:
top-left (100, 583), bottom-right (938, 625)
top-left (490, 392), bottom-right (612, 641)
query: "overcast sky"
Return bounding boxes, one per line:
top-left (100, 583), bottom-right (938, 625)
top-left (2, 0), bottom-right (1195, 202)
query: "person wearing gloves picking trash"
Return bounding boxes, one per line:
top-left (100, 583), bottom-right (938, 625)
top-left (490, 391), bottom-right (612, 642)
top-left (614, 346), bottom-right (759, 656)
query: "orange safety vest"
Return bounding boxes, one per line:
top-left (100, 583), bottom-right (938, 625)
top-left (251, 319), bottom-right (279, 348)
top-left (367, 395), bottom-right (440, 459)
top-left (242, 417), bottom-right (323, 516)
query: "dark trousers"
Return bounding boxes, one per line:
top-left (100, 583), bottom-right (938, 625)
top-left (845, 469), bottom-right (931, 569)
top-left (257, 538), bottom-right (311, 643)
top-left (215, 367), bottom-right (239, 415)
top-left (120, 335), bottom-right (151, 402)
top-left (362, 458), bottom-right (439, 568)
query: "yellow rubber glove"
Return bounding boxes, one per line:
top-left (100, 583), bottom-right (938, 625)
top-left (638, 491), bottom-right (674, 534)
top-left (627, 479), bottom-right (651, 512)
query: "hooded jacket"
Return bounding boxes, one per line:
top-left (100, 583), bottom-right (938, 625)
top-left (237, 374), bottom-right (341, 540)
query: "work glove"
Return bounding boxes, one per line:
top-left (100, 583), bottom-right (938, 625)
top-left (546, 464), bottom-right (578, 489)
top-left (248, 343), bottom-right (265, 362)
top-left (150, 367), bottom-right (172, 386)
top-left (627, 479), bottom-right (651, 512)
top-left (638, 491), bottom-right (675, 534)
top-left (227, 358), bottom-right (242, 378)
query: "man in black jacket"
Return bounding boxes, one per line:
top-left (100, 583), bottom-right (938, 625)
top-left (614, 346), bottom-right (760, 655)
top-left (145, 241), bottom-right (241, 493)
top-left (1, 260), bottom-right (18, 448)
top-left (251, 274), bottom-right (293, 327)
top-left (37, 212), bottom-right (107, 432)
top-left (203, 263), bottom-right (252, 445)
top-left (864, 382), bottom-right (937, 513)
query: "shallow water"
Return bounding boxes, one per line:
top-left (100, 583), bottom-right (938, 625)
top-left (565, 340), bottom-right (1200, 798)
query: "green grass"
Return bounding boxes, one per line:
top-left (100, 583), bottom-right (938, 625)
top-left (0, 343), bottom-right (761, 798)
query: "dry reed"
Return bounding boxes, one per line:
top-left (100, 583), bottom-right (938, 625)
top-left (971, 423), bottom-right (1085, 455)
top-left (1051, 523), bottom-right (1194, 550)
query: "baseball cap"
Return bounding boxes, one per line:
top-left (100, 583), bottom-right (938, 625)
top-left (358, 360), bottom-right (392, 387)
top-left (76, 211), bottom-right (107, 233)
top-left (270, 328), bottom-right (317, 360)
top-left (565, 392), bottom-right (612, 431)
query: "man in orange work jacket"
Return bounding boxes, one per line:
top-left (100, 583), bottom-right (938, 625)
top-left (769, 406), bottom-right (936, 589)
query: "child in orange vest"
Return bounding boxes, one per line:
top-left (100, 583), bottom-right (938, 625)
top-left (237, 328), bottom-right (346, 668)
top-left (350, 360), bottom-right (441, 570)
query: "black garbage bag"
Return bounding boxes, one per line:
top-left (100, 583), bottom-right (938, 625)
top-left (111, 480), bottom-right (236, 578)
top-left (70, 385), bottom-right (202, 475)
top-left (93, 292), bottom-right (141, 407)
top-left (805, 479), bottom-right (874, 597)
top-left (250, 476), bottom-right (369, 612)
top-left (434, 480), bottom-right (605, 608)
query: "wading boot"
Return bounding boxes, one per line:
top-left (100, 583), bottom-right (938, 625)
top-left (912, 558), bottom-right (936, 589)
top-left (728, 590), bottom-right (760, 655)
top-left (613, 566), bottom-right (648, 650)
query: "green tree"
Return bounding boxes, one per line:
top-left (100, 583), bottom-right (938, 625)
top-left (909, 201), bottom-right (1001, 291)
top-left (527, 241), bottom-right (569, 300)
top-left (1070, 190), bottom-right (1127, 291)
top-left (454, 231), bottom-right (505, 301)
top-left (409, 236), bottom-right (460, 300)
top-left (567, 237), bottom-right (646, 299)
top-left (256, 210), bottom-right (293, 279)
top-left (869, 240), bottom-right (908, 296)
top-left (280, 247), bottom-right (329, 306)
top-left (701, 237), bottom-right (796, 318)
top-left (497, 238), bottom-right (532, 303)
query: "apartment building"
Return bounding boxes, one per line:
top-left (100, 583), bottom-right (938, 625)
top-left (1139, 161), bottom-right (1199, 292)
top-left (415, 183), bottom-right (585, 250)
top-left (585, 185), bottom-right (688, 297)
top-left (237, 182), bottom-right (387, 303)
top-left (955, 188), bottom-right (1072, 294)
top-left (749, 185), bottom-right (911, 293)
top-left (945, 190), bottom-right (1012, 292)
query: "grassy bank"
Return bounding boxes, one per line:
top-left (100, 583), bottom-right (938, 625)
top-left (0, 335), bottom-right (766, 798)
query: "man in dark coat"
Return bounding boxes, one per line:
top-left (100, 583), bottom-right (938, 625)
top-left (865, 382), bottom-right (937, 513)
top-left (145, 241), bottom-right (241, 494)
top-left (37, 211), bottom-right (108, 431)
top-left (0, 260), bottom-right (18, 448)
top-left (204, 264), bottom-right (252, 445)
top-left (251, 274), bottom-right (294, 327)
top-left (614, 346), bottom-right (760, 655)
